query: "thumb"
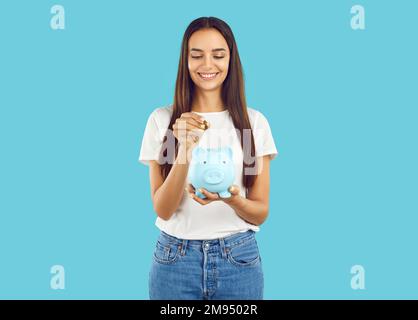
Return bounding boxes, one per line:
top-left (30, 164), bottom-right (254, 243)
top-left (228, 185), bottom-right (240, 196)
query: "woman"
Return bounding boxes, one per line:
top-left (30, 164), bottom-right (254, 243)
top-left (139, 16), bottom-right (278, 300)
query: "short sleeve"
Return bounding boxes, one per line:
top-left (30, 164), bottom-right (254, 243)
top-left (253, 111), bottom-right (278, 160)
top-left (138, 110), bottom-right (163, 165)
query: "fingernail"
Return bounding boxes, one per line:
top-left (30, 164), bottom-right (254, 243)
top-left (199, 188), bottom-right (203, 193)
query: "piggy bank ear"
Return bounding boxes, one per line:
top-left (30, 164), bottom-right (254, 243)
top-left (222, 147), bottom-right (233, 159)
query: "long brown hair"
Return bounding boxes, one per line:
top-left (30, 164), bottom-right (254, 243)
top-left (159, 16), bottom-right (257, 196)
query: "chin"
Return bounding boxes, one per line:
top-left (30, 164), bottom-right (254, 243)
top-left (197, 83), bottom-right (222, 91)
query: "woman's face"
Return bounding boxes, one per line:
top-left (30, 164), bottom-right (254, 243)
top-left (188, 28), bottom-right (230, 92)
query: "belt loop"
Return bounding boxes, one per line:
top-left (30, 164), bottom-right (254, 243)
top-left (180, 239), bottom-right (188, 256)
top-left (219, 238), bottom-right (227, 259)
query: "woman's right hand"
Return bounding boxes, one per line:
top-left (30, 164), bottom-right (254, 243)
top-left (173, 112), bottom-right (209, 152)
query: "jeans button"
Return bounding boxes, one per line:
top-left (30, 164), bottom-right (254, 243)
top-left (204, 243), bottom-right (210, 250)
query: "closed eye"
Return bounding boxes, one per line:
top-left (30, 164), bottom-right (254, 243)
top-left (191, 56), bottom-right (225, 59)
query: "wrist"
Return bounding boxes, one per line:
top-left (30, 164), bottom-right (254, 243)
top-left (176, 143), bottom-right (193, 165)
top-left (227, 193), bottom-right (244, 207)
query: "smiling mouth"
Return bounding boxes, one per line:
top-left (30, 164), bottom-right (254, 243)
top-left (198, 72), bottom-right (219, 81)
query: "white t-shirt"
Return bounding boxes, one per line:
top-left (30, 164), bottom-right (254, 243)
top-left (138, 105), bottom-right (278, 240)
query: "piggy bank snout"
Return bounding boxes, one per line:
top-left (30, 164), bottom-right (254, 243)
top-left (203, 169), bottom-right (225, 185)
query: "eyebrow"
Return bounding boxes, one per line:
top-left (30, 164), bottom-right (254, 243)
top-left (190, 48), bottom-right (227, 53)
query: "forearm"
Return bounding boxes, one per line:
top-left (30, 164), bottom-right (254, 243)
top-left (228, 196), bottom-right (269, 226)
top-left (153, 145), bottom-right (190, 220)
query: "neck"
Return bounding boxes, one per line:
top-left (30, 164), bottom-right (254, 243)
top-left (191, 88), bottom-right (225, 112)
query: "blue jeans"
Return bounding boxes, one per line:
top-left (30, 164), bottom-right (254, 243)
top-left (149, 230), bottom-right (264, 300)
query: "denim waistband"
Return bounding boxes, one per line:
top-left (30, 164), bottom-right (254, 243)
top-left (159, 229), bottom-right (256, 250)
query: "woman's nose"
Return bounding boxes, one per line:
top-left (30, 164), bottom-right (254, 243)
top-left (203, 55), bottom-right (213, 68)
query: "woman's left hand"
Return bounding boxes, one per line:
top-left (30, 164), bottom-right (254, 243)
top-left (185, 184), bottom-right (241, 206)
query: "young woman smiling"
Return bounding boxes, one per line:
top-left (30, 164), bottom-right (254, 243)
top-left (139, 17), bottom-right (278, 300)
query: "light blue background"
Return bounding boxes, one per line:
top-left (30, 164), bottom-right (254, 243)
top-left (0, 0), bottom-right (417, 299)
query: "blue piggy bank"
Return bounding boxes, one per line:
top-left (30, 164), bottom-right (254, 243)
top-left (188, 147), bottom-right (235, 199)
